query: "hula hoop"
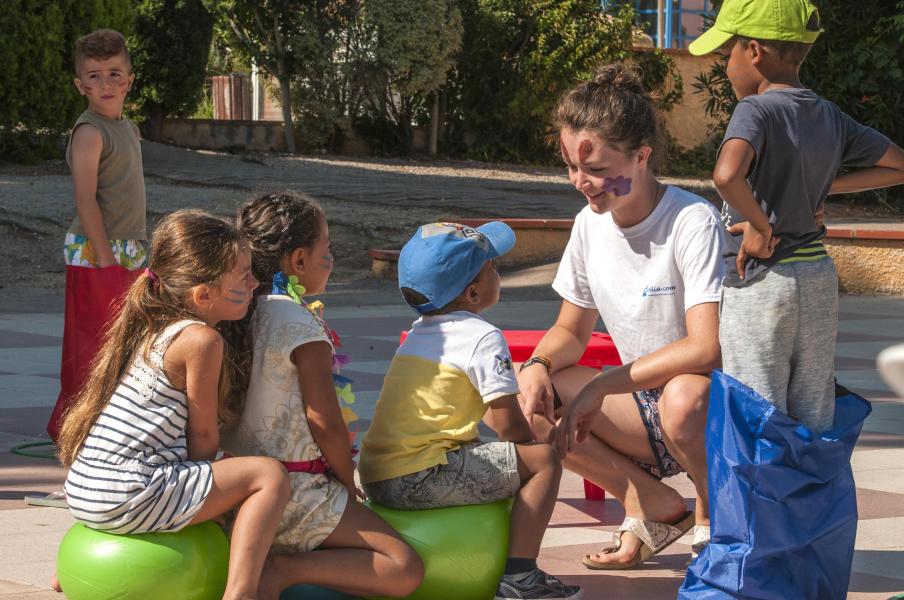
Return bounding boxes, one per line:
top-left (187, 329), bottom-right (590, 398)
top-left (10, 441), bottom-right (58, 459)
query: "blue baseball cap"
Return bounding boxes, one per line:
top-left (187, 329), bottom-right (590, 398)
top-left (399, 222), bottom-right (516, 313)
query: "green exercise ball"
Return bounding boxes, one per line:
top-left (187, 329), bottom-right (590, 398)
top-left (365, 500), bottom-right (511, 600)
top-left (56, 522), bottom-right (229, 600)
top-left (281, 584), bottom-right (358, 600)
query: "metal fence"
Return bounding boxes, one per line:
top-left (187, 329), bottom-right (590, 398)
top-left (604, 0), bottom-right (715, 49)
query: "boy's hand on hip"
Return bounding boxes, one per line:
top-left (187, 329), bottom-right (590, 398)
top-left (728, 221), bottom-right (779, 280)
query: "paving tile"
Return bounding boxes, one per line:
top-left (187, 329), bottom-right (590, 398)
top-left (0, 332), bottom-right (60, 350)
top-left (0, 314), bottom-right (62, 338)
top-left (0, 376), bottom-right (58, 410)
top-left (0, 349), bottom-right (59, 377)
top-left (0, 407), bottom-right (52, 439)
top-left (0, 507), bottom-right (73, 589)
top-left (838, 319), bottom-right (904, 337)
top-left (837, 356), bottom-right (891, 369)
top-left (863, 403), bottom-right (904, 436)
top-left (854, 488), bottom-right (904, 521)
top-left (0, 452), bottom-right (67, 511)
top-left (836, 369), bottom-right (891, 394)
top-left (839, 331), bottom-right (904, 344)
top-left (857, 430), bottom-right (904, 450)
top-left (837, 341), bottom-right (904, 361)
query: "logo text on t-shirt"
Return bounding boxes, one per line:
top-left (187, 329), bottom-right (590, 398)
top-left (642, 285), bottom-right (677, 298)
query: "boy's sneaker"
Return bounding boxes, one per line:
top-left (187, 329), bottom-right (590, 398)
top-left (691, 524), bottom-right (710, 559)
top-left (495, 568), bottom-right (583, 600)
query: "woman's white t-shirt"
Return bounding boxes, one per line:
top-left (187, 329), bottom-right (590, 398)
top-left (552, 185), bottom-right (724, 364)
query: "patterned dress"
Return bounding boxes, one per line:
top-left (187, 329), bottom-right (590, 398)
top-left (220, 295), bottom-right (348, 553)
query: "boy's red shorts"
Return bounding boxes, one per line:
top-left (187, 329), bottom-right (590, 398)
top-left (47, 265), bottom-right (139, 441)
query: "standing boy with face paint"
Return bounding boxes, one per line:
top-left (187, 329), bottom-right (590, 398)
top-left (46, 30), bottom-right (149, 445)
top-left (690, 0), bottom-right (904, 432)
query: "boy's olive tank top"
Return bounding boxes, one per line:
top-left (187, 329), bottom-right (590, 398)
top-left (66, 110), bottom-right (147, 240)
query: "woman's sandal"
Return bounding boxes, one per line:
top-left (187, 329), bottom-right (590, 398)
top-left (582, 510), bottom-right (695, 570)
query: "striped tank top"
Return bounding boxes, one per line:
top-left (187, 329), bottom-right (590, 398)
top-left (64, 320), bottom-right (213, 534)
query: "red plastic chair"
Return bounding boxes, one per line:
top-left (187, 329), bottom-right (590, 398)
top-left (399, 329), bottom-right (621, 500)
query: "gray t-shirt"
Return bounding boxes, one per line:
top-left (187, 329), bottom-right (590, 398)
top-left (719, 88), bottom-right (889, 287)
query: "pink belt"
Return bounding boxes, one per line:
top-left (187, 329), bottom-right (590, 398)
top-left (283, 457), bottom-right (330, 474)
top-left (221, 454), bottom-right (330, 474)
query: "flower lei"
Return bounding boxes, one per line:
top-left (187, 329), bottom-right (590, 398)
top-left (271, 272), bottom-right (359, 431)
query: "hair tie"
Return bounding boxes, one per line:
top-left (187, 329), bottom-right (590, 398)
top-left (144, 268), bottom-right (158, 282)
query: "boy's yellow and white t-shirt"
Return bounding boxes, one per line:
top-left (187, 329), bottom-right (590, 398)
top-left (358, 311), bottom-right (519, 484)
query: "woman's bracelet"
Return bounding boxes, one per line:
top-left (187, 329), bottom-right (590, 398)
top-left (519, 355), bottom-right (552, 373)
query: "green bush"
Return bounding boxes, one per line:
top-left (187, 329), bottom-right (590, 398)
top-left (129, 0), bottom-right (214, 141)
top-left (445, 0), bottom-right (682, 163)
top-left (0, 1), bottom-right (132, 162)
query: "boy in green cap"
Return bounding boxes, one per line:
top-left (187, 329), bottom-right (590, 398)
top-left (690, 0), bottom-right (904, 433)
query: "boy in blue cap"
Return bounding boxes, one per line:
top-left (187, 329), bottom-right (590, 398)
top-left (359, 222), bottom-right (582, 600)
top-left (690, 0), bottom-right (904, 432)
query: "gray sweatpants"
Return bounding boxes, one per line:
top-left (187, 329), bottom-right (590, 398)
top-left (719, 258), bottom-right (838, 432)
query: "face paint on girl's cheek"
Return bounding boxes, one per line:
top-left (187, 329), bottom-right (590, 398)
top-left (319, 255), bottom-right (334, 270)
top-left (578, 140), bottom-right (593, 163)
top-left (602, 176), bottom-right (632, 196)
top-left (224, 288), bottom-right (249, 304)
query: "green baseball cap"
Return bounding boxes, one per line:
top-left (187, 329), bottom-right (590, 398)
top-left (688, 0), bottom-right (822, 56)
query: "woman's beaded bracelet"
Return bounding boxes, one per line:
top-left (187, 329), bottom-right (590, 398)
top-left (519, 355), bottom-right (552, 373)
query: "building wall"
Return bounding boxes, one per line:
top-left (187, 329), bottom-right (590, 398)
top-left (659, 49), bottom-right (721, 149)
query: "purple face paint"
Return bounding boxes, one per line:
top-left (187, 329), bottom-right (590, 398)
top-left (601, 176), bottom-right (632, 197)
top-left (578, 140), bottom-right (594, 163)
top-left (320, 255), bottom-right (334, 270)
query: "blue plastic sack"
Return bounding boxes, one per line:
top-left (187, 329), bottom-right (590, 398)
top-left (679, 370), bottom-right (871, 600)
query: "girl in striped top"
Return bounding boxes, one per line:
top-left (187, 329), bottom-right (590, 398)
top-left (57, 210), bottom-right (291, 600)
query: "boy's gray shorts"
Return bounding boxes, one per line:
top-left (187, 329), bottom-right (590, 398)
top-left (363, 442), bottom-right (520, 510)
top-left (720, 257), bottom-right (838, 432)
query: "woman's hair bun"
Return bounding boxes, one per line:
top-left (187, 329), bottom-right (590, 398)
top-left (592, 64), bottom-right (645, 95)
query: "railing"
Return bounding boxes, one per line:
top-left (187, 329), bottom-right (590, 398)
top-left (603, 0), bottom-right (715, 49)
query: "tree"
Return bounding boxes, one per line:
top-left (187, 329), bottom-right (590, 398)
top-left (446, 0), bottom-right (677, 162)
top-left (356, 0), bottom-right (462, 151)
top-left (285, 0), bottom-right (360, 151)
top-left (211, 0), bottom-right (328, 153)
top-left (0, 1), bottom-right (132, 161)
top-left (129, 0), bottom-right (214, 141)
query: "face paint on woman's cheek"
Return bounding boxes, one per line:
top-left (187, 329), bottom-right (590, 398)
top-left (601, 176), bottom-right (632, 196)
top-left (578, 140), bottom-right (594, 163)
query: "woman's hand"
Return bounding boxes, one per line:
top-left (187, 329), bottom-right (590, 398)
top-left (516, 363), bottom-right (556, 433)
top-left (554, 380), bottom-right (604, 459)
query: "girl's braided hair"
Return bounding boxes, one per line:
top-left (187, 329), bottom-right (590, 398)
top-left (219, 192), bottom-right (326, 421)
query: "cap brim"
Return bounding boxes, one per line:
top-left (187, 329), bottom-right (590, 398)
top-left (477, 221), bottom-right (516, 258)
top-left (688, 26), bottom-right (734, 56)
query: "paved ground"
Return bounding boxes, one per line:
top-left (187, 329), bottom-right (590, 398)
top-left (1, 268), bottom-right (902, 599)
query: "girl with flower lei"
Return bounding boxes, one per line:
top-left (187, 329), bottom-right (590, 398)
top-left (220, 193), bottom-right (422, 600)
